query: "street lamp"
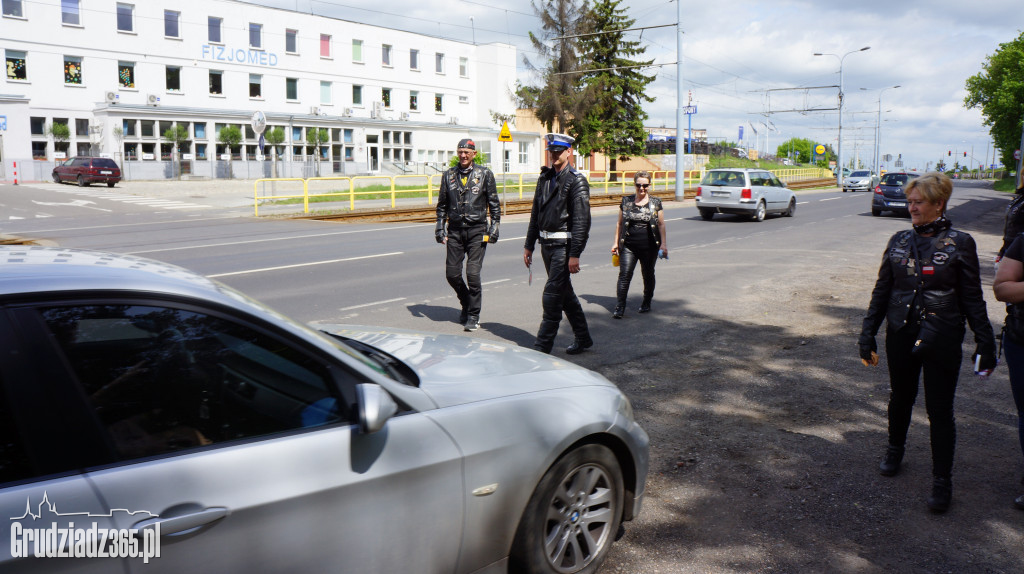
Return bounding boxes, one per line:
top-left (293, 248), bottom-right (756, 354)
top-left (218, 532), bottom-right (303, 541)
top-left (815, 46), bottom-right (870, 187)
top-left (860, 84), bottom-right (899, 175)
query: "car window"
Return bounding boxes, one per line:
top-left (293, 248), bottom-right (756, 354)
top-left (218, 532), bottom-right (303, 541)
top-left (40, 304), bottom-right (350, 461)
top-left (882, 174), bottom-right (909, 186)
top-left (851, 171), bottom-right (870, 177)
top-left (93, 158), bottom-right (118, 168)
top-left (72, 158), bottom-right (88, 167)
top-left (0, 375), bottom-right (33, 483)
top-left (769, 175), bottom-right (784, 187)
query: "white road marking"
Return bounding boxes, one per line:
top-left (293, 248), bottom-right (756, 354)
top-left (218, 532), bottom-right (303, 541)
top-left (339, 297), bottom-right (407, 311)
top-left (207, 251), bottom-right (403, 278)
top-left (819, 197), bottom-right (842, 202)
top-left (481, 278), bottom-right (510, 286)
top-left (32, 199), bottom-right (112, 212)
top-left (124, 224), bottom-right (427, 255)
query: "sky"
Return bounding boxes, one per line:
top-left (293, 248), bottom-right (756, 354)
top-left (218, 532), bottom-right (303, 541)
top-left (247, 0), bottom-right (1023, 172)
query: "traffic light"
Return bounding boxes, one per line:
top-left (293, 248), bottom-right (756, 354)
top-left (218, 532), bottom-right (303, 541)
top-left (948, 151), bottom-right (951, 156)
top-left (963, 152), bottom-right (967, 157)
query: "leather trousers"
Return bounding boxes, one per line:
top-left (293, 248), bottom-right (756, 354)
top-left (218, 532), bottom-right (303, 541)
top-left (445, 225), bottom-right (487, 319)
top-left (617, 242), bottom-right (657, 307)
top-left (885, 324), bottom-right (963, 478)
top-left (533, 239), bottom-right (591, 353)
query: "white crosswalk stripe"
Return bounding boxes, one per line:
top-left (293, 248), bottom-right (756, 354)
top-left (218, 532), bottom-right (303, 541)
top-left (32, 184), bottom-right (211, 210)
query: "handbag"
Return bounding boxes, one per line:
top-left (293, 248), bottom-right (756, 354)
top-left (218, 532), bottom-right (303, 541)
top-left (912, 311), bottom-right (952, 357)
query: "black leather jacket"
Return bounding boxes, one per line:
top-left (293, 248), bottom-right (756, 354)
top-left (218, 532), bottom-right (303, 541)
top-left (999, 192), bottom-right (1024, 257)
top-left (435, 164), bottom-right (500, 238)
top-left (524, 165), bottom-right (591, 258)
top-left (860, 228), bottom-right (995, 354)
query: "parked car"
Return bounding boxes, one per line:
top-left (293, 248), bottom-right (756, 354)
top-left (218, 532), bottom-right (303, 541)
top-left (695, 167), bottom-right (796, 222)
top-left (871, 171), bottom-right (921, 216)
top-left (52, 156), bottom-right (121, 187)
top-left (842, 169), bottom-right (879, 192)
top-left (0, 246), bottom-right (648, 574)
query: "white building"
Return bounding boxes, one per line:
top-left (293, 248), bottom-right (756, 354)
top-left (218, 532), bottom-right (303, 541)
top-left (0, 0), bottom-right (535, 181)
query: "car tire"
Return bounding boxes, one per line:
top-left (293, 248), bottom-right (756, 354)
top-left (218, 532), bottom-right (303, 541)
top-left (871, 207), bottom-right (882, 217)
top-left (699, 208), bottom-right (714, 221)
top-left (77, 175), bottom-right (88, 187)
top-left (784, 198), bottom-right (796, 217)
top-left (509, 444), bottom-right (623, 574)
top-left (53, 172), bottom-right (61, 184)
top-left (107, 182), bottom-right (116, 188)
top-left (752, 201), bottom-right (766, 222)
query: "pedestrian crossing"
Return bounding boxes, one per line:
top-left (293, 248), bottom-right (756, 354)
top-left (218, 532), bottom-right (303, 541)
top-left (33, 184), bottom-right (212, 211)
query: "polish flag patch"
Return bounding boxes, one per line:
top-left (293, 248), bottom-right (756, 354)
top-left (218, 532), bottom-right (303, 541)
top-left (922, 266), bottom-right (935, 275)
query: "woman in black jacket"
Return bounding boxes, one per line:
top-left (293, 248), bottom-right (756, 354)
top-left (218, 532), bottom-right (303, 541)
top-left (610, 171), bottom-right (667, 318)
top-left (859, 171), bottom-right (997, 513)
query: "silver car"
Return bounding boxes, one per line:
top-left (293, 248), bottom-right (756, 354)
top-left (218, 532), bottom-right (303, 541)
top-left (695, 167), bottom-right (796, 222)
top-left (842, 170), bottom-right (879, 192)
top-left (0, 246), bottom-right (648, 574)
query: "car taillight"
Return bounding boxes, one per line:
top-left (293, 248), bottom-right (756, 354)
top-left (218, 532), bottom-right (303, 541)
top-left (741, 188), bottom-right (752, 199)
top-left (695, 187), bottom-right (702, 197)
top-left (874, 186), bottom-right (882, 194)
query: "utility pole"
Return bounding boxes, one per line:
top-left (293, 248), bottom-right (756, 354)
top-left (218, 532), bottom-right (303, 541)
top-left (674, 0), bottom-right (685, 201)
top-left (815, 46), bottom-right (870, 186)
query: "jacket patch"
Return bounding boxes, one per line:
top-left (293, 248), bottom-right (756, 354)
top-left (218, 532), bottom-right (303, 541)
top-left (932, 252), bottom-right (949, 264)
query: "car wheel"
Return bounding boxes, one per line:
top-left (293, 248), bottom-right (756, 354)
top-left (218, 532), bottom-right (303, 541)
top-left (77, 175), bottom-right (88, 187)
top-left (784, 198), bottom-right (796, 217)
top-left (52, 172), bottom-right (61, 183)
top-left (107, 182), bottom-right (116, 188)
top-left (871, 207), bottom-right (882, 216)
top-left (509, 444), bottom-right (623, 574)
top-left (699, 208), bottom-right (714, 221)
top-left (752, 201), bottom-right (766, 222)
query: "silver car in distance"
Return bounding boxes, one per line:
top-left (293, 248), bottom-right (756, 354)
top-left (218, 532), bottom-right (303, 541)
top-left (0, 246), bottom-right (648, 574)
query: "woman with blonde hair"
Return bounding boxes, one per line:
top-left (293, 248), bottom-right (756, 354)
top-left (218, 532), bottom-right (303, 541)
top-left (610, 170), bottom-right (667, 318)
top-left (859, 171), bottom-right (996, 513)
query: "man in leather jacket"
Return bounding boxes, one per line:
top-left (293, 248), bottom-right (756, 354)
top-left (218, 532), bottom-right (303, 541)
top-left (435, 138), bottom-right (500, 331)
top-left (522, 133), bottom-right (592, 354)
top-left (859, 172), bottom-right (996, 513)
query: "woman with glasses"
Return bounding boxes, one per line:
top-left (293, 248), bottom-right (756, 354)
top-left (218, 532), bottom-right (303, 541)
top-left (610, 170), bottom-right (667, 318)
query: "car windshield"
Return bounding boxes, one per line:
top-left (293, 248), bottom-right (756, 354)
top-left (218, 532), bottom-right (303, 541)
top-left (882, 174), bottom-right (910, 185)
top-left (851, 171), bottom-right (870, 177)
top-left (701, 171), bottom-right (745, 186)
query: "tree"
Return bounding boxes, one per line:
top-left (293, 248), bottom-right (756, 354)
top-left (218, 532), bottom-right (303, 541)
top-left (523, 0), bottom-right (591, 132)
top-left (964, 31), bottom-right (1024, 170)
top-left (163, 124), bottom-right (189, 179)
top-left (775, 137), bottom-right (819, 164)
top-left (113, 126), bottom-right (124, 164)
top-left (572, 0), bottom-right (654, 177)
top-left (264, 126), bottom-right (285, 178)
top-left (217, 125), bottom-right (242, 178)
top-left (47, 122), bottom-right (70, 158)
top-left (306, 127), bottom-right (329, 176)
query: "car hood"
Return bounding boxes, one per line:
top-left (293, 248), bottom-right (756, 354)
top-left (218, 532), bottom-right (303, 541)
top-left (312, 323), bottom-right (617, 408)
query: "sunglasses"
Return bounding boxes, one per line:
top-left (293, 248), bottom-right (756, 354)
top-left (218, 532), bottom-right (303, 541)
top-left (635, 183), bottom-right (650, 189)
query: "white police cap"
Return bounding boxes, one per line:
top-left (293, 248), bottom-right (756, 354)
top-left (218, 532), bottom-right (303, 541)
top-left (545, 133), bottom-right (574, 150)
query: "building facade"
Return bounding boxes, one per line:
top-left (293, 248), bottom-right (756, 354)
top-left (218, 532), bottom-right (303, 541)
top-left (0, 0), bottom-right (536, 181)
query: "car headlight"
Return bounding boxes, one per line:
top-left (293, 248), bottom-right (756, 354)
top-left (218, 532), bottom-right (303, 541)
top-left (618, 394), bottom-right (635, 421)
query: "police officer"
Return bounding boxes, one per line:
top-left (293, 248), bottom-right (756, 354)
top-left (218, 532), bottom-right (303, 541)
top-left (435, 138), bottom-right (500, 331)
top-left (523, 133), bottom-right (593, 354)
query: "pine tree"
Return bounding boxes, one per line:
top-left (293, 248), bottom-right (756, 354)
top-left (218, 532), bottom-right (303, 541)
top-left (523, 0), bottom-right (591, 132)
top-left (573, 0), bottom-right (654, 176)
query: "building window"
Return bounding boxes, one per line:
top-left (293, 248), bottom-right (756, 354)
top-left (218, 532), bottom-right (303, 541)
top-left (75, 118), bottom-right (89, 136)
top-left (30, 117), bottom-right (44, 135)
top-left (249, 23), bottom-right (262, 49)
top-left (208, 16), bottom-right (222, 43)
top-left (435, 52), bottom-right (444, 74)
top-left (286, 29), bottom-right (298, 53)
top-left (2, 0), bottom-right (23, 18)
top-left (460, 57), bottom-right (468, 77)
top-left (286, 78), bottom-right (298, 101)
top-left (292, 126), bottom-right (302, 141)
top-left (116, 3), bottom-right (133, 32)
top-left (320, 34), bottom-right (331, 58)
top-left (5, 50), bottom-right (26, 81)
top-left (32, 142), bottom-right (47, 160)
top-left (140, 120), bottom-right (154, 138)
top-left (118, 61), bottom-right (135, 88)
top-left (249, 74), bottom-right (262, 98)
top-left (343, 129), bottom-right (353, 144)
top-left (435, 93), bottom-right (443, 113)
top-left (410, 49), bottom-right (419, 70)
top-left (382, 44), bottom-right (392, 66)
top-left (122, 119), bottom-right (136, 137)
top-left (194, 122), bottom-right (206, 139)
top-left (64, 56), bottom-right (82, 85)
top-left (61, 0), bottom-right (80, 25)
top-left (519, 142), bottom-right (529, 164)
top-left (320, 81), bottom-right (331, 104)
top-left (166, 66), bottom-right (181, 92)
top-left (409, 91), bottom-right (418, 111)
top-left (352, 39), bottom-right (362, 62)
top-left (164, 10), bottom-right (179, 38)
top-left (352, 85), bottom-right (362, 106)
top-left (382, 88), bottom-right (391, 108)
top-left (209, 70), bottom-right (222, 94)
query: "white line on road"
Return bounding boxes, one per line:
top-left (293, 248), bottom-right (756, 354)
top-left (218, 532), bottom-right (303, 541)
top-left (339, 297), bottom-right (407, 311)
top-left (208, 251), bottom-right (403, 278)
top-left (125, 224), bottom-right (427, 255)
top-left (481, 278), bottom-right (510, 286)
top-left (819, 197), bottom-right (842, 202)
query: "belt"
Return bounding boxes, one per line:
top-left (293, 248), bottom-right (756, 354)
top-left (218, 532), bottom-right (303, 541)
top-left (539, 231), bottom-right (571, 239)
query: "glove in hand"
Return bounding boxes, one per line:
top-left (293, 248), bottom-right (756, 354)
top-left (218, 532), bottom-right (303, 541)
top-left (859, 338), bottom-right (878, 366)
top-left (435, 230), bottom-right (446, 244)
top-left (975, 350), bottom-right (997, 372)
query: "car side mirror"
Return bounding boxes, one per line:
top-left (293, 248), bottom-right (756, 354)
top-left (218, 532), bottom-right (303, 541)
top-left (356, 383), bottom-right (398, 434)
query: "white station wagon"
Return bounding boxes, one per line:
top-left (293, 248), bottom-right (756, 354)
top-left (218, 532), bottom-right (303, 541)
top-left (695, 168), bottom-right (796, 222)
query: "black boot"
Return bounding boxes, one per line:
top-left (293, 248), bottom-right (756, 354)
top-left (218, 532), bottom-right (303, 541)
top-left (927, 476), bottom-right (952, 513)
top-left (878, 445), bottom-right (904, 477)
top-left (612, 304), bottom-right (625, 319)
top-left (533, 319), bottom-right (559, 354)
top-left (638, 297), bottom-right (652, 313)
top-left (565, 337), bottom-right (593, 355)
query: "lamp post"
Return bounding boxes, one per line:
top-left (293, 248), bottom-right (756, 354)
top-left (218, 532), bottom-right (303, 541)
top-left (861, 84), bottom-right (899, 175)
top-left (815, 46), bottom-right (870, 187)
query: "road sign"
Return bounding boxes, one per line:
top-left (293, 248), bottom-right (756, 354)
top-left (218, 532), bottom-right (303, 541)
top-left (498, 122), bottom-right (513, 142)
top-left (251, 111), bottom-right (266, 135)
top-left (815, 144), bottom-right (826, 156)
top-left (683, 106), bottom-right (697, 115)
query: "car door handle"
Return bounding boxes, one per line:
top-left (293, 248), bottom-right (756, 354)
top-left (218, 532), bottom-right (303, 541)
top-left (133, 507), bottom-right (228, 537)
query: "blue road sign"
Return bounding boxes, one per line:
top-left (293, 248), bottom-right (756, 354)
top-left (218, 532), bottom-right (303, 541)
top-left (683, 106), bottom-right (697, 115)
